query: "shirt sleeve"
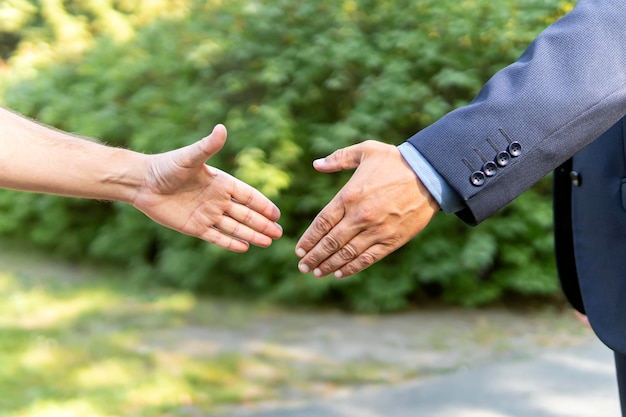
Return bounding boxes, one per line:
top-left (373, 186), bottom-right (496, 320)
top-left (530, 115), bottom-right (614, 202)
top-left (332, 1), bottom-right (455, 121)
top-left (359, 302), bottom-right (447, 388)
top-left (398, 142), bottom-right (464, 214)
top-left (405, 0), bottom-right (626, 225)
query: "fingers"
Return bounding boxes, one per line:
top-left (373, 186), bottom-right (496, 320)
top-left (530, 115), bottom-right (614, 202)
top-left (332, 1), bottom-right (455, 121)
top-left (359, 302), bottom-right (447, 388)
top-left (186, 202), bottom-right (280, 251)
top-left (227, 201), bottom-right (283, 241)
top-left (332, 244), bottom-right (390, 279)
top-left (212, 214), bottom-right (274, 248)
top-left (179, 125), bottom-right (228, 169)
top-left (295, 198), bottom-right (349, 268)
top-left (228, 175), bottom-right (282, 223)
top-left (203, 171), bottom-right (282, 246)
top-left (306, 232), bottom-right (372, 278)
top-left (297, 221), bottom-right (360, 275)
top-left (199, 227), bottom-right (250, 253)
top-left (299, 227), bottom-right (362, 277)
top-left (196, 200), bottom-right (281, 250)
top-left (297, 216), bottom-right (398, 278)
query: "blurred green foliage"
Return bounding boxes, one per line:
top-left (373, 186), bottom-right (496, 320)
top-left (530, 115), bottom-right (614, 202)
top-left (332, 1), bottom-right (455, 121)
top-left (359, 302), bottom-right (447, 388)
top-left (0, 0), bottom-right (574, 311)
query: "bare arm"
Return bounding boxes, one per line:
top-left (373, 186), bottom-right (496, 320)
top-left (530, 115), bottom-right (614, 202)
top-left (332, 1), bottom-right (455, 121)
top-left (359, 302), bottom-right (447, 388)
top-left (0, 107), bottom-right (282, 252)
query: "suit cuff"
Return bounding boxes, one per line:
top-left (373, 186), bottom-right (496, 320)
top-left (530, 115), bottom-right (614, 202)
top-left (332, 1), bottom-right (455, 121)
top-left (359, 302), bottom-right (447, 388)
top-left (398, 142), bottom-right (464, 213)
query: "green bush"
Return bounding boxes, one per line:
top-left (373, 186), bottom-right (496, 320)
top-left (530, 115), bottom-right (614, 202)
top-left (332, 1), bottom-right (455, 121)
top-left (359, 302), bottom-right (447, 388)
top-left (0, 0), bottom-right (572, 311)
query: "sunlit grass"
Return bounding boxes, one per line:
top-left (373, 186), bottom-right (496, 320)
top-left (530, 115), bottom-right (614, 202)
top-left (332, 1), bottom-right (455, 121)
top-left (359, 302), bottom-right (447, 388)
top-left (0, 244), bottom-right (402, 417)
top-left (0, 243), bottom-right (586, 417)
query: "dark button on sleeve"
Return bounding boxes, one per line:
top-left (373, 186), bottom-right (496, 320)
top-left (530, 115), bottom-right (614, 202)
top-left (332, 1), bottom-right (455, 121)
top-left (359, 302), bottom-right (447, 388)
top-left (508, 141), bottom-right (522, 157)
top-left (470, 171), bottom-right (486, 186)
top-left (495, 151), bottom-right (511, 167)
top-left (483, 161), bottom-right (497, 177)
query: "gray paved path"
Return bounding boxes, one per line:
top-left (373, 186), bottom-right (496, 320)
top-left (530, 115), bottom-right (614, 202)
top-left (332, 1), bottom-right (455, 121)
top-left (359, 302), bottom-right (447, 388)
top-left (213, 337), bottom-right (620, 417)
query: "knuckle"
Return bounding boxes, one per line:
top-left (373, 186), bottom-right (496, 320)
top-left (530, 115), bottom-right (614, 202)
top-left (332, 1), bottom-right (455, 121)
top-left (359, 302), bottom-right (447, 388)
top-left (243, 209), bottom-right (254, 225)
top-left (358, 252), bottom-right (377, 268)
top-left (316, 215), bottom-right (334, 234)
top-left (353, 206), bottom-right (377, 224)
top-left (243, 189), bottom-right (255, 206)
top-left (338, 244), bottom-right (358, 261)
top-left (343, 262), bottom-right (360, 276)
top-left (321, 235), bottom-right (341, 252)
top-left (341, 188), bottom-right (361, 205)
top-left (380, 232), bottom-right (403, 248)
top-left (323, 259), bottom-right (340, 273)
top-left (305, 251), bottom-right (323, 265)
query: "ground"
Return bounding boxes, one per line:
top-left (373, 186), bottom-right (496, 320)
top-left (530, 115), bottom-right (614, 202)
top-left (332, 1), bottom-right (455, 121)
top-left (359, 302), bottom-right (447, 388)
top-left (0, 242), bottom-right (595, 417)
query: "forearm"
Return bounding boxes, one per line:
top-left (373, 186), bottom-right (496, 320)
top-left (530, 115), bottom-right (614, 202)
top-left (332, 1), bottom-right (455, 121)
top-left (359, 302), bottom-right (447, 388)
top-left (0, 107), bottom-right (148, 202)
top-left (410, 0), bottom-right (626, 224)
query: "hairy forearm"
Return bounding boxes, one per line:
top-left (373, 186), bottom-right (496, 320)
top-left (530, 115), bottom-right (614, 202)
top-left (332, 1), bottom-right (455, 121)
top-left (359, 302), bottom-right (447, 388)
top-left (0, 107), bottom-right (148, 202)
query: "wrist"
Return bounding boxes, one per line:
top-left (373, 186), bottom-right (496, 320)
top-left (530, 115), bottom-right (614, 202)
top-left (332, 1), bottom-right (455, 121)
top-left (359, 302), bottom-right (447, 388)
top-left (97, 148), bottom-right (151, 204)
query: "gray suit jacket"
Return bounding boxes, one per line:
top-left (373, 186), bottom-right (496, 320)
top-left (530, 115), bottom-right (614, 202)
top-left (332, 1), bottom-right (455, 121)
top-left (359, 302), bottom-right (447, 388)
top-left (405, 0), bottom-right (626, 352)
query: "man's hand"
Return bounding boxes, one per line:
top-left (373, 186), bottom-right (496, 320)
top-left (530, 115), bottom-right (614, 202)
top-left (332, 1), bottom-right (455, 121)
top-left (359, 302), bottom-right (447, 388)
top-left (133, 125), bottom-right (282, 252)
top-left (296, 140), bottom-right (439, 278)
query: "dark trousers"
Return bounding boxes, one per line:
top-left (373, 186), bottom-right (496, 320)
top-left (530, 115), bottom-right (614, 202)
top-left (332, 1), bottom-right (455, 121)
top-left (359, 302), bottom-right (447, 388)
top-left (615, 352), bottom-right (626, 416)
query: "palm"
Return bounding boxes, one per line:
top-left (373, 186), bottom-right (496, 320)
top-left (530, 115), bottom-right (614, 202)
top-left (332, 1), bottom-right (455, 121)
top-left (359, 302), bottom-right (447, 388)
top-left (133, 125), bottom-right (282, 252)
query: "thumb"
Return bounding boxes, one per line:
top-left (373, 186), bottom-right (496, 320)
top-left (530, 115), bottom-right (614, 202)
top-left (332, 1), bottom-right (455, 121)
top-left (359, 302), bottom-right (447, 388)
top-left (313, 143), bottom-right (364, 173)
top-left (183, 124), bottom-right (228, 169)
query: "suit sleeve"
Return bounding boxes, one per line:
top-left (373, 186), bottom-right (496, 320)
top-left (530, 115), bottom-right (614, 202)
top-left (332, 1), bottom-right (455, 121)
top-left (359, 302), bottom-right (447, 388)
top-left (407, 0), bottom-right (626, 225)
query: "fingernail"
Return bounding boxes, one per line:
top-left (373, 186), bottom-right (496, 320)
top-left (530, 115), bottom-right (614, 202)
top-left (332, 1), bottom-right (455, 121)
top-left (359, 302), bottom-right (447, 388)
top-left (296, 248), bottom-right (306, 257)
top-left (313, 268), bottom-right (322, 277)
top-left (334, 271), bottom-right (343, 279)
top-left (313, 158), bottom-right (325, 167)
top-left (298, 263), bottom-right (310, 273)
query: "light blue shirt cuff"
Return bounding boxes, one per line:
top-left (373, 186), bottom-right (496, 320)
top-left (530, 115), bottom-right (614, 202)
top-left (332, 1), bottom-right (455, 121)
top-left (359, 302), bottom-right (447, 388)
top-left (398, 142), bottom-right (465, 214)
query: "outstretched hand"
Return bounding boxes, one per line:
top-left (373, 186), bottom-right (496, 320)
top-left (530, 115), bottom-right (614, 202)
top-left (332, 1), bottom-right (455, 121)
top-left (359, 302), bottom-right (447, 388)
top-left (133, 125), bottom-right (282, 252)
top-left (296, 140), bottom-right (439, 278)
